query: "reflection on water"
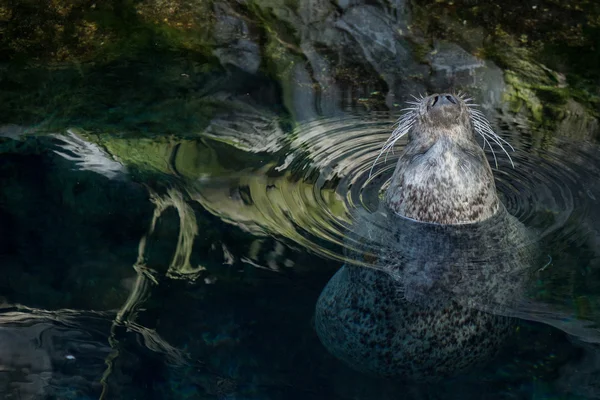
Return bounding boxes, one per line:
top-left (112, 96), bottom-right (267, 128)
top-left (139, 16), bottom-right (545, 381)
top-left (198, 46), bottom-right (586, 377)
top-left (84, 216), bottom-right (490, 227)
top-left (3, 109), bottom-right (600, 398)
top-left (0, 306), bottom-right (112, 399)
top-left (1, 0), bottom-right (600, 398)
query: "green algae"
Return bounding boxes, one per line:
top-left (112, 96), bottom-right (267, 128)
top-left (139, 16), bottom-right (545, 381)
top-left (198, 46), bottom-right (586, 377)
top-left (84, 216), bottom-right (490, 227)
top-left (411, 0), bottom-right (599, 134)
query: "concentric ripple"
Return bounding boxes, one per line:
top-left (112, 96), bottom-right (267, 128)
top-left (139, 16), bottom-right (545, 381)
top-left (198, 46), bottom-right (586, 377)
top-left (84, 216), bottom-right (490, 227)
top-left (200, 112), bottom-right (600, 341)
top-left (261, 113), bottom-right (594, 256)
top-left (199, 111), bottom-right (600, 335)
top-left (195, 112), bottom-right (600, 269)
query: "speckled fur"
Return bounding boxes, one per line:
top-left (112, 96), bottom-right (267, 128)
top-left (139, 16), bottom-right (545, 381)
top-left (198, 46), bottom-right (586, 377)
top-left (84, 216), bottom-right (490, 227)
top-left (315, 94), bottom-right (534, 380)
top-left (385, 94), bottom-right (499, 224)
top-left (315, 265), bottom-right (512, 379)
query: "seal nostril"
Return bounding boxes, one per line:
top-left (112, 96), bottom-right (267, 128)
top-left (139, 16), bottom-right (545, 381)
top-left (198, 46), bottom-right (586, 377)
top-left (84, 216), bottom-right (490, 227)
top-left (429, 93), bottom-right (457, 109)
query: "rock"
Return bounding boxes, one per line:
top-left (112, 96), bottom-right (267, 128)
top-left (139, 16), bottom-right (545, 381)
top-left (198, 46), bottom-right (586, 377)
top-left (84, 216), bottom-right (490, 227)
top-left (429, 41), bottom-right (485, 84)
top-left (335, 5), bottom-right (427, 108)
top-left (212, 3), bottom-right (262, 74)
top-left (555, 99), bottom-right (600, 141)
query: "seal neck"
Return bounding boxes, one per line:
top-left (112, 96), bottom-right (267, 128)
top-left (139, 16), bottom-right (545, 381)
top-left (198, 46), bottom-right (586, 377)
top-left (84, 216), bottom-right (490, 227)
top-left (383, 139), bottom-right (500, 225)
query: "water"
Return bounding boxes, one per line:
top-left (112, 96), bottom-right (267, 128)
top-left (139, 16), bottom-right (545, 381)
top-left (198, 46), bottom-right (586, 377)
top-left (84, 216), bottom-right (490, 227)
top-left (1, 1), bottom-right (600, 399)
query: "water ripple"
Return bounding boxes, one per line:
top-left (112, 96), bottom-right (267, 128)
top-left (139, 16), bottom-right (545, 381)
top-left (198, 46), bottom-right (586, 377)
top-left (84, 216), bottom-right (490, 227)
top-left (229, 113), bottom-right (600, 341)
top-left (227, 114), bottom-right (594, 263)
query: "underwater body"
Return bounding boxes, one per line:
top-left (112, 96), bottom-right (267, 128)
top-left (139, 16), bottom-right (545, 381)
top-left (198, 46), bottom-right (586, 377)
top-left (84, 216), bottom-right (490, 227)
top-left (2, 1), bottom-right (600, 399)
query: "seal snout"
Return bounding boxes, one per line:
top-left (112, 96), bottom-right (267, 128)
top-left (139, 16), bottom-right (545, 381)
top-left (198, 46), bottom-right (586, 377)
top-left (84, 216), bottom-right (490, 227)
top-left (427, 93), bottom-right (458, 110)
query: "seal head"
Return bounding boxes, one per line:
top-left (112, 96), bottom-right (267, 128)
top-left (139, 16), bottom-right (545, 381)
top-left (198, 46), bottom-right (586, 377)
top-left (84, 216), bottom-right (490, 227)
top-left (385, 93), bottom-right (499, 224)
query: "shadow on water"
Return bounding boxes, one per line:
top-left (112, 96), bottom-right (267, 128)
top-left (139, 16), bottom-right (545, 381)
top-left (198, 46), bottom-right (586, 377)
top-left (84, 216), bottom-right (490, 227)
top-left (1, 0), bottom-right (600, 399)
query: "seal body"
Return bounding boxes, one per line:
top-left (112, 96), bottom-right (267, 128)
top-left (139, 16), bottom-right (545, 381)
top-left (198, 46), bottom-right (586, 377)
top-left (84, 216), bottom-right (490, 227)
top-left (315, 265), bottom-right (510, 378)
top-left (315, 93), bottom-right (533, 380)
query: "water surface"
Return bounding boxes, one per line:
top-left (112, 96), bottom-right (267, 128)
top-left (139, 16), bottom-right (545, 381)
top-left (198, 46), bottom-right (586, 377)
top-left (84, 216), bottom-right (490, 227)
top-left (1, 1), bottom-right (600, 399)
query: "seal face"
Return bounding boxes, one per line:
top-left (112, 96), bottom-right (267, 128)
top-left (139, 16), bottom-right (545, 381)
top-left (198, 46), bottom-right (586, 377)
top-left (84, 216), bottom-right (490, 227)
top-left (315, 93), bottom-right (531, 381)
top-left (385, 93), bottom-right (499, 224)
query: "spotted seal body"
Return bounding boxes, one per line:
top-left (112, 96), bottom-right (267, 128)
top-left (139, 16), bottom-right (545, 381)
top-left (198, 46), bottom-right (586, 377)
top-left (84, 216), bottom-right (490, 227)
top-left (315, 93), bottom-right (533, 380)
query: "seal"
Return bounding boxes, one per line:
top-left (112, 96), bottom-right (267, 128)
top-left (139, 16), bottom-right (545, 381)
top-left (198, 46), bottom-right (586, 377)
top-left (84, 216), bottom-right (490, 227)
top-left (315, 93), bottom-right (534, 380)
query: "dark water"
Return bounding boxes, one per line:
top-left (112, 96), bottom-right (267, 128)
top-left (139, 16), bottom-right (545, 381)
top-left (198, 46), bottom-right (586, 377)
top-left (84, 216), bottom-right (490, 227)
top-left (2, 1), bottom-right (600, 399)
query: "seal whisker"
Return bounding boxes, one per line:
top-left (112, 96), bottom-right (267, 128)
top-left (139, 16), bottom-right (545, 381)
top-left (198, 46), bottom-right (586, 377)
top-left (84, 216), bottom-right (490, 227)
top-left (387, 125), bottom-right (412, 149)
top-left (474, 122), bottom-right (514, 168)
top-left (480, 130), bottom-right (515, 168)
top-left (383, 133), bottom-right (404, 162)
top-left (478, 122), bottom-right (515, 152)
top-left (391, 112), bottom-right (416, 132)
top-left (369, 116), bottom-right (414, 177)
top-left (384, 145), bottom-right (395, 163)
top-left (370, 138), bottom-right (399, 175)
top-left (469, 109), bottom-right (516, 168)
top-left (471, 116), bottom-right (516, 154)
top-left (391, 123), bottom-right (414, 140)
top-left (479, 134), bottom-right (498, 169)
top-left (393, 118), bottom-right (414, 131)
top-left (477, 124), bottom-right (516, 152)
top-left (391, 120), bottom-right (413, 138)
top-left (457, 91), bottom-right (469, 101)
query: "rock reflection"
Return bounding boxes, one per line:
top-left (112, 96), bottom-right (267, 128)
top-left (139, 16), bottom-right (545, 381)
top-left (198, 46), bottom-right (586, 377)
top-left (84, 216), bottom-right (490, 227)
top-left (0, 300), bottom-right (192, 399)
top-left (0, 305), bottom-right (111, 399)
